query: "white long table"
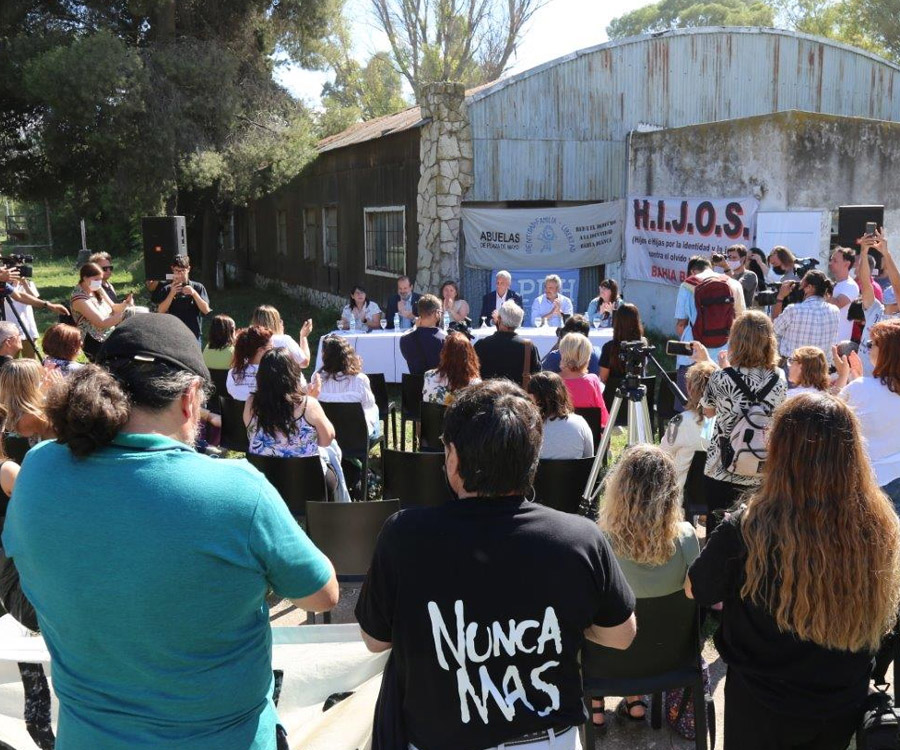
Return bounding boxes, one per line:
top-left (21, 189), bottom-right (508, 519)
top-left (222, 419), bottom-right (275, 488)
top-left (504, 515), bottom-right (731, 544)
top-left (313, 327), bottom-right (614, 383)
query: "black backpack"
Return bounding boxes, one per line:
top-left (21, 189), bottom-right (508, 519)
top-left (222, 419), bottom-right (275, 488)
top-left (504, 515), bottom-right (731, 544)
top-left (858, 685), bottom-right (900, 749)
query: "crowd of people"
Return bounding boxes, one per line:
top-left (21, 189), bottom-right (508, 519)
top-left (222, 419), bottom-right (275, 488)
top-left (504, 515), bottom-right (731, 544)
top-left (0, 229), bottom-right (895, 750)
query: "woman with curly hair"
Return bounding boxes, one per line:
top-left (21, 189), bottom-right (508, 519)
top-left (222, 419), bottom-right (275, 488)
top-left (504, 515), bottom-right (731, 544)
top-left (594, 445), bottom-right (700, 725)
top-left (226, 326), bottom-right (273, 401)
top-left (0, 360), bottom-right (56, 442)
top-left (316, 335), bottom-right (380, 438)
top-left (688, 393), bottom-right (900, 750)
top-left (422, 331), bottom-right (481, 405)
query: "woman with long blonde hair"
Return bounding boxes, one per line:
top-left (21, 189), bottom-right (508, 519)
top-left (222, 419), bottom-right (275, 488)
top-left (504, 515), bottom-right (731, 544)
top-left (594, 445), bottom-right (699, 725)
top-left (688, 393), bottom-right (900, 750)
top-left (0, 360), bottom-right (55, 441)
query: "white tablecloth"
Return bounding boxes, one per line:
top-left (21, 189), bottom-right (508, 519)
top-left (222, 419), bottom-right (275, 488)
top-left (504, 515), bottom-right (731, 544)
top-left (313, 327), bottom-right (614, 383)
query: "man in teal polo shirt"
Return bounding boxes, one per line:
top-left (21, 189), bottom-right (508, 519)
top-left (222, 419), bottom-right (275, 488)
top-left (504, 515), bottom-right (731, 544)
top-left (2, 314), bottom-right (338, 749)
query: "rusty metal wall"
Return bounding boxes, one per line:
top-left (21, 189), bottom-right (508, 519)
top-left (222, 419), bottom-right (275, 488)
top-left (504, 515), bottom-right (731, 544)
top-left (467, 27), bottom-right (900, 202)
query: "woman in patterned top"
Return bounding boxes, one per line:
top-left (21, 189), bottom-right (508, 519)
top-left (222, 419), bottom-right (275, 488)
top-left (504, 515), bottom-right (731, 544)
top-left (422, 331), bottom-right (481, 405)
top-left (693, 310), bottom-right (787, 534)
top-left (70, 263), bottom-right (134, 361)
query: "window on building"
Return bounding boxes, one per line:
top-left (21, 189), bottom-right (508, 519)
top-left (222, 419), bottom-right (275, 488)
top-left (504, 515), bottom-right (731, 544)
top-left (323, 206), bottom-right (338, 266)
top-left (303, 207), bottom-right (319, 260)
top-left (248, 210), bottom-right (257, 255)
top-left (364, 207), bottom-right (406, 276)
top-left (276, 210), bottom-right (287, 256)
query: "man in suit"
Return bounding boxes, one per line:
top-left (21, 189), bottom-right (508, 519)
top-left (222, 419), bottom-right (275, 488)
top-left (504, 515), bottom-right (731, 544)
top-left (385, 276), bottom-right (421, 330)
top-left (474, 300), bottom-right (541, 386)
top-left (479, 270), bottom-right (523, 326)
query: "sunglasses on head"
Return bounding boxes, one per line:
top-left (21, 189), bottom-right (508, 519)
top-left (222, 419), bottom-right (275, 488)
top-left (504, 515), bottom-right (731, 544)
top-left (101, 266), bottom-right (113, 272)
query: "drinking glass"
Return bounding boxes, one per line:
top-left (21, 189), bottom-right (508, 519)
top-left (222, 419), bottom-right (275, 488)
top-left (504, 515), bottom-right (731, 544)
top-left (593, 316), bottom-right (602, 330)
top-left (480, 316), bottom-right (487, 329)
top-left (380, 319), bottom-right (388, 331)
top-left (336, 319), bottom-right (343, 332)
top-left (533, 316), bottom-right (543, 328)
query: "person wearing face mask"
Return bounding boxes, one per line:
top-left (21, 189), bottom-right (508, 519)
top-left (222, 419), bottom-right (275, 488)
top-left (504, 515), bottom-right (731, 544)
top-left (70, 262), bottom-right (135, 362)
top-left (714, 244), bottom-right (758, 308)
top-left (0, 314), bottom-right (338, 750)
top-left (767, 246), bottom-right (799, 282)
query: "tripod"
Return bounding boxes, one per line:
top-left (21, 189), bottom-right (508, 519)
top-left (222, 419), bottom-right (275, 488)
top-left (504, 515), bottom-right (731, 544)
top-left (580, 345), bottom-right (687, 517)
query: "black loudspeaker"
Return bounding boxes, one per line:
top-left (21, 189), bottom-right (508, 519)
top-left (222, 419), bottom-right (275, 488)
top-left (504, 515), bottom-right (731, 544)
top-left (142, 216), bottom-right (187, 280)
top-left (837, 205), bottom-right (884, 248)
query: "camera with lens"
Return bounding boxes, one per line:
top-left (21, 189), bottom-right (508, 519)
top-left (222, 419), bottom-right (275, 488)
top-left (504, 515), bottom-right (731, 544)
top-left (0, 254), bottom-right (34, 279)
top-left (757, 280), bottom-right (806, 308)
top-left (619, 340), bottom-right (654, 375)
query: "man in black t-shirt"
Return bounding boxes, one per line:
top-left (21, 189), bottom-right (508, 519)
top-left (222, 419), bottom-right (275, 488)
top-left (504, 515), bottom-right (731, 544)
top-left (150, 255), bottom-right (211, 343)
top-left (356, 380), bottom-right (636, 750)
top-left (398, 293), bottom-right (445, 375)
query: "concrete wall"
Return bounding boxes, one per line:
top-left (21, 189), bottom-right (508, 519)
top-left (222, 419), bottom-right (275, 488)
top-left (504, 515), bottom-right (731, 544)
top-left (623, 110), bottom-right (900, 333)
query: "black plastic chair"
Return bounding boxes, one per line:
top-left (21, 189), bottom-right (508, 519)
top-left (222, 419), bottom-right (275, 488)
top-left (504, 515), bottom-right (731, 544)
top-left (400, 373), bottom-right (425, 451)
top-left (573, 407), bottom-right (604, 451)
top-left (246, 454), bottom-right (327, 519)
top-left (381, 449), bottom-right (451, 509)
top-left (320, 402), bottom-right (378, 501)
top-left (2, 434), bottom-right (30, 465)
top-left (208, 368), bottom-right (229, 402)
top-left (220, 397), bottom-right (249, 453)
top-left (683, 450), bottom-right (708, 524)
top-left (418, 402), bottom-right (446, 452)
top-left (602, 375), bottom-right (656, 432)
top-left (656, 370), bottom-right (682, 439)
top-left (533, 457), bottom-right (595, 514)
top-left (368, 373), bottom-right (397, 449)
top-left (582, 591), bottom-right (713, 750)
top-left (305, 499), bottom-right (400, 623)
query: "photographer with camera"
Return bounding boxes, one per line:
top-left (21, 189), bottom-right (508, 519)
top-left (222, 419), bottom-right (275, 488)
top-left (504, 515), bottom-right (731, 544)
top-left (768, 246), bottom-right (800, 281)
top-left (772, 270), bottom-right (840, 365)
top-left (0, 264), bottom-right (67, 321)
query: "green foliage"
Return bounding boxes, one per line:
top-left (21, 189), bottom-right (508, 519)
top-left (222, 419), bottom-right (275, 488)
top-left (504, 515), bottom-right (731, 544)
top-left (607, 0), bottom-right (775, 38)
top-left (0, 0), bottom-right (342, 266)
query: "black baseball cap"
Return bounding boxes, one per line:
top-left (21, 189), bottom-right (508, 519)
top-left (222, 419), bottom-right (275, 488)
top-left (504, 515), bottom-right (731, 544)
top-left (97, 314), bottom-right (210, 380)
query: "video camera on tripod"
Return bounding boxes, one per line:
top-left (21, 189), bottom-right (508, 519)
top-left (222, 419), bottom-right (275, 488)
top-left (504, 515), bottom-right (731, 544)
top-left (0, 254), bottom-right (35, 279)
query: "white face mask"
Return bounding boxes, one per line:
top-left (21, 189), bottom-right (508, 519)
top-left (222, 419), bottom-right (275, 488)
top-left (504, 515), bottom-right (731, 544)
top-left (726, 259), bottom-right (742, 271)
top-left (89, 279), bottom-right (102, 291)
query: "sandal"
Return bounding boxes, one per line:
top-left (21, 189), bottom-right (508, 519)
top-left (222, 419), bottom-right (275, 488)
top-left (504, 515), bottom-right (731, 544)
top-left (616, 697), bottom-right (648, 721)
top-left (591, 698), bottom-right (606, 728)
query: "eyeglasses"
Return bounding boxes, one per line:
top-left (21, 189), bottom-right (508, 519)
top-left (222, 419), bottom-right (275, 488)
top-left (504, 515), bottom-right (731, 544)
top-left (101, 266), bottom-right (113, 272)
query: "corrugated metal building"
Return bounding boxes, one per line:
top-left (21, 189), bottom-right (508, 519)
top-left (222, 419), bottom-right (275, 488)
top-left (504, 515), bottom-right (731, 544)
top-left (231, 27), bottom-right (900, 319)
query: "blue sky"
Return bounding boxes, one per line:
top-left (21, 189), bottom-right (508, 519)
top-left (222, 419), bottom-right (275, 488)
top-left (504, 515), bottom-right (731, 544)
top-left (275, 0), bottom-right (653, 106)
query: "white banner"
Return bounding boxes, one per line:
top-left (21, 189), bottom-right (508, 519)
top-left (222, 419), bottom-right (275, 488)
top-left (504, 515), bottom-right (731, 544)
top-left (623, 196), bottom-right (760, 285)
top-left (755, 211), bottom-right (827, 261)
top-left (462, 202), bottom-right (624, 270)
top-left (0, 618), bottom-right (386, 750)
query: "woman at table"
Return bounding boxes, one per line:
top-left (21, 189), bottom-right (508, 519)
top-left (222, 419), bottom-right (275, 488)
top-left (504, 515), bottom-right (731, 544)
top-left (559, 332), bottom-right (609, 428)
top-left (340, 285), bottom-right (382, 331)
top-left (439, 280), bottom-right (470, 324)
top-left (585, 279), bottom-right (622, 327)
top-left (599, 303), bottom-right (646, 384)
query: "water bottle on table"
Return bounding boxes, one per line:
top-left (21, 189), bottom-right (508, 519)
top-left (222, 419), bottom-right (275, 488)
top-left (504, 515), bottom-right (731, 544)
top-left (393, 312), bottom-right (400, 330)
top-left (442, 310), bottom-right (450, 330)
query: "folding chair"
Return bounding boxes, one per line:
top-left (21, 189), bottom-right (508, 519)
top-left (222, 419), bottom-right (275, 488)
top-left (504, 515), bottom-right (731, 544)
top-left (533, 457), bottom-right (595, 514)
top-left (246, 453), bottom-right (328, 519)
top-left (305, 499), bottom-right (400, 623)
top-left (573, 407), bottom-right (604, 451)
top-left (219, 397), bottom-right (249, 453)
top-left (368, 373), bottom-right (397, 449)
top-left (381, 449), bottom-right (450, 509)
top-left (418, 403), bottom-right (446, 452)
top-left (582, 591), bottom-right (714, 750)
top-left (320, 402), bottom-right (378, 501)
top-left (656, 370), bottom-right (681, 440)
top-left (399, 373), bottom-right (424, 451)
top-left (683, 450), bottom-right (708, 528)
